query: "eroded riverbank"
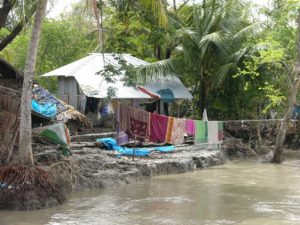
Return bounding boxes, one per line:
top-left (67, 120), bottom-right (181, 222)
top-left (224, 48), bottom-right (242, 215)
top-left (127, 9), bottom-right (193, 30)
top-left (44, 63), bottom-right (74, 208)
top-left (48, 145), bottom-right (226, 193)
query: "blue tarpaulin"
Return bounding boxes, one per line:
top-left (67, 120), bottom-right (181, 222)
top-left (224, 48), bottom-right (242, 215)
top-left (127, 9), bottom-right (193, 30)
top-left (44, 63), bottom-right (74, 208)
top-left (97, 138), bottom-right (123, 151)
top-left (154, 145), bottom-right (175, 152)
top-left (156, 88), bottom-right (175, 103)
top-left (96, 138), bottom-right (175, 157)
top-left (31, 100), bottom-right (57, 118)
top-left (32, 85), bottom-right (65, 113)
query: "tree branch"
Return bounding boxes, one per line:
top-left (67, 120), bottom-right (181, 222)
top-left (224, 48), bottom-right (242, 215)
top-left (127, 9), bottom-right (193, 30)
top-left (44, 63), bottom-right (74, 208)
top-left (0, 0), bottom-right (16, 29)
top-left (0, 20), bottom-right (25, 52)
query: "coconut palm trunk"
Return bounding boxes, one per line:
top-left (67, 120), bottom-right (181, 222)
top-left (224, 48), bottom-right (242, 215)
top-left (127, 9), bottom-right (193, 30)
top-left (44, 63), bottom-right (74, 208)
top-left (272, 9), bottom-right (300, 163)
top-left (17, 0), bottom-right (48, 165)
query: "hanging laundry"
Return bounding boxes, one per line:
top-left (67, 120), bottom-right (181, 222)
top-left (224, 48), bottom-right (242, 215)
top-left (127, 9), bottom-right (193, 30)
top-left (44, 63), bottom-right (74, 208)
top-left (130, 116), bottom-right (148, 141)
top-left (131, 107), bottom-right (150, 137)
top-left (150, 113), bottom-right (169, 142)
top-left (218, 121), bottom-right (224, 141)
top-left (112, 101), bottom-right (129, 145)
top-left (114, 102), bottom-right (150, 144)
top-left (170, 118), bottom-right (186, 145)
top-left (207, 121), bottom-right (219, 144)
top-left (186, 119), bottom-right (196, 136)
top-left (120, 104), bottom-right (150, 137)
top-left (119, 103), bottom-right (131, 135)
top-left (165, 117), bottom-right (174, 143)
top-left (194, 120), bottom-right (208, 144)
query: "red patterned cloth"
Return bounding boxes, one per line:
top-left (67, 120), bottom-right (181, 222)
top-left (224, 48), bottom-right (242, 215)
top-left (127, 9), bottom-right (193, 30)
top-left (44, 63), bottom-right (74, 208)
top-left (130, 116), bottom-right (148, 141)
top-left (119, 103), bottom-right (150, 142)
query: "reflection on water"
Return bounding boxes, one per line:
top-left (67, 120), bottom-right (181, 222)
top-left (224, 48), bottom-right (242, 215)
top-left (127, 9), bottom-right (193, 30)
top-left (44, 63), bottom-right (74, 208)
top-left (1, 160), bottom-right (300, 225)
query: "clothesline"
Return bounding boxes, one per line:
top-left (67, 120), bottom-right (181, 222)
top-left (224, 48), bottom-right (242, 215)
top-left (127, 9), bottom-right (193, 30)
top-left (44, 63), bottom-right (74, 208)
top-left (222, 119), bottom-right (284, 123)
top-left (111, 101), bottom-right (224, 147)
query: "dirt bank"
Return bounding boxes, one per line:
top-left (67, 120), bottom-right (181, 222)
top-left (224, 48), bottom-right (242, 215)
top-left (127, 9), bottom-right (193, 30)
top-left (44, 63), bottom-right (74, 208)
top-left (45, 145), bottom-right (226, 193)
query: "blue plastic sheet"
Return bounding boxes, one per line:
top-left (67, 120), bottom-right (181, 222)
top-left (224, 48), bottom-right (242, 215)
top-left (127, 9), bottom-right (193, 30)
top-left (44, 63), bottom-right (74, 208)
top-left (120, 148), bottom-right (151, 157)
top-left (153, 145), bottom-right (175, 152)
top-left (32, 85), bottom-right (66, 114)
top-left (31, 100), bottom-right (57, 118)
top-left (292, 105), bottom-right (300, 119)
top-left (97, 138), bottom-right (123, 151)
top-left (96, 138), bottom-right (175, 157)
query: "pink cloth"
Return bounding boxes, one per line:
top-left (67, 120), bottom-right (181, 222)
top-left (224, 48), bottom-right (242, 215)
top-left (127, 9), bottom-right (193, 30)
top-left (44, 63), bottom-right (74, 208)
top-left (149, 113), bottom-right (169, 143)
top-left (186, 119), bottom-right (195, 136)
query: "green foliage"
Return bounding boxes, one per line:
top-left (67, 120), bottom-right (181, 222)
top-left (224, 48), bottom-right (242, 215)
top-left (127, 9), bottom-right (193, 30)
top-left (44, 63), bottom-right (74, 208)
top-left (229, 0), bottom-right (300, 118)
top-left (139, 0), bottom-right (258, 119)
top-left (2, 0), bottom-right (299, 122)
top-left (104, 8), bottom-right (166, 61)
top-left (5, 18), bottom-right (98, 93)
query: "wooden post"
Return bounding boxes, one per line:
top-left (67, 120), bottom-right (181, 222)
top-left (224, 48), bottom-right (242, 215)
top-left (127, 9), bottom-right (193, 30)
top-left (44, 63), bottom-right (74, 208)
top-left (132, 135), bottom-right (136, 161)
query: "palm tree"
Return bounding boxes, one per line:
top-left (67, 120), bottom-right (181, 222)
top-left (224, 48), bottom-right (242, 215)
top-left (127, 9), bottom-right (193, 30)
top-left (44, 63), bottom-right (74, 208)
top-left (138, 0), bottom-right (259, 117)
top-left (17, 0), bottom-right (48, 165)
top-left (111, 0), bottom-right (168, 28)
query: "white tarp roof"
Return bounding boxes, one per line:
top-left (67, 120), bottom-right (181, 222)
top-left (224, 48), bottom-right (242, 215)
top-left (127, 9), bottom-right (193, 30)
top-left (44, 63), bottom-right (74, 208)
top-left (42, 53), bottom-right (192, 100)
top-left (145, 75), bottom-right (192, 100)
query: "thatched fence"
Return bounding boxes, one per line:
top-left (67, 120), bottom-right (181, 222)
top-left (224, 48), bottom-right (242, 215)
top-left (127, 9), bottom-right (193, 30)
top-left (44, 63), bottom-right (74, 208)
top-left (0, 86), bottom-right (21, 165)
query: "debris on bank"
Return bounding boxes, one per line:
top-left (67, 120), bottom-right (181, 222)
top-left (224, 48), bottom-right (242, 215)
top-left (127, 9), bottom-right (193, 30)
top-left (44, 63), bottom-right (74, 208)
top-left (0, 164), bottom-right (65, 210)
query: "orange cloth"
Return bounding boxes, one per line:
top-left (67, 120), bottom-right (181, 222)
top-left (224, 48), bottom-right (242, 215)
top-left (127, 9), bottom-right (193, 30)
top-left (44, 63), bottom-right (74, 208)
top-left (165, 117), bottom-right (174, 143)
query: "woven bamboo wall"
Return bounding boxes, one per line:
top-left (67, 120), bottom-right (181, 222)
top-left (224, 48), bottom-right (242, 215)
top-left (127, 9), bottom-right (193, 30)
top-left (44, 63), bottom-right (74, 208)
top-left (0, 86), bottom-right (21, 165)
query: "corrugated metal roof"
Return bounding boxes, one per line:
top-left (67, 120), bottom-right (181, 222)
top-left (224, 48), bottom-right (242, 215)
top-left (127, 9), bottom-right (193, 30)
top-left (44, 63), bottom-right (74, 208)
top-left (41, 53), bottom-right (192, 100)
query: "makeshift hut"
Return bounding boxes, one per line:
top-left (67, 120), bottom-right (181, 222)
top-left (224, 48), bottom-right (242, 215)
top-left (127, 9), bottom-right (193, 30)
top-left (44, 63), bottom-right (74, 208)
top-left (41, 53), bottom-right (192, 127)
top-left (0, 58), bottom-right (89, 159)
top-left (32, 84), bottom-right (91, 131)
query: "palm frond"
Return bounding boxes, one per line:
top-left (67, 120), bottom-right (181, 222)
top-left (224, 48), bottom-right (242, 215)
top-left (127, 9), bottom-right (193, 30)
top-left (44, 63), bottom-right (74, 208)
top-left (139, 0), bottom-right (168, 27)
top-left (176, 27), bottom-right (198, 44)
top-left (199, 31), bottom-right (231, 54)
top-left (212, 62), bottom-right (236, 86)
top-left (233, 22), bottom-right (264, 41)
top-left (137, 58), bottom-right (175, 84)
top-left (229, 47), bottom-right (248, 64)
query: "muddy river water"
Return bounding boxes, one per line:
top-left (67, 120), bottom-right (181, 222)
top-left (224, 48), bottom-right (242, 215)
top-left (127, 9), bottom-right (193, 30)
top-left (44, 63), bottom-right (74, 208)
top-left (1, 159), bottom-right (300, 225)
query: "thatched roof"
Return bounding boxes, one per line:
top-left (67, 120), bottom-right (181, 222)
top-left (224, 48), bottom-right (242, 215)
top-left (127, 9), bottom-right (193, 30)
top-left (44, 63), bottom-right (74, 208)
top-left (0, 57), bottom-right (22, 79)
top-left (57, 104), bottom-right (91, 127)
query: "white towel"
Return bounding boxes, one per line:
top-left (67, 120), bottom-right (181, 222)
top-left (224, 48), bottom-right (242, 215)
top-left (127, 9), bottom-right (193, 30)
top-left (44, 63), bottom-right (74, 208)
top-left (207, 121), bottom-right (219, 144)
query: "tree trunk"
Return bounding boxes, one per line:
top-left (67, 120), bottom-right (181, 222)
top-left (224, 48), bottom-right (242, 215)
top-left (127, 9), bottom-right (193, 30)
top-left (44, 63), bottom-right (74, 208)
top-left (256, 104), bottom-right (262, 154)
top-left (272, 79), bottom-right (300, 163)
top-left (173, 0), bottom-right (177, 13)
top-left (200, 77), bottom-right (207, 116)
top-left (92, 0), bottom-right (104, 51)
top-left (156, 45), bottom-right (161, 60)
top-left (166, 48), bottom-right (171, 59)
top-left (272, 10), bottom-right (300, 163)
top-left (17, 0), bottom-right (48, 166)
top-left (256, 120), bottom-right (262, 154)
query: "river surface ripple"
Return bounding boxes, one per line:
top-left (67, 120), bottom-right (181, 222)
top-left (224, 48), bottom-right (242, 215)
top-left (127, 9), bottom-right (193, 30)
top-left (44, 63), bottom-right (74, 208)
top-left (2, 159), bottom-right (300, 225)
